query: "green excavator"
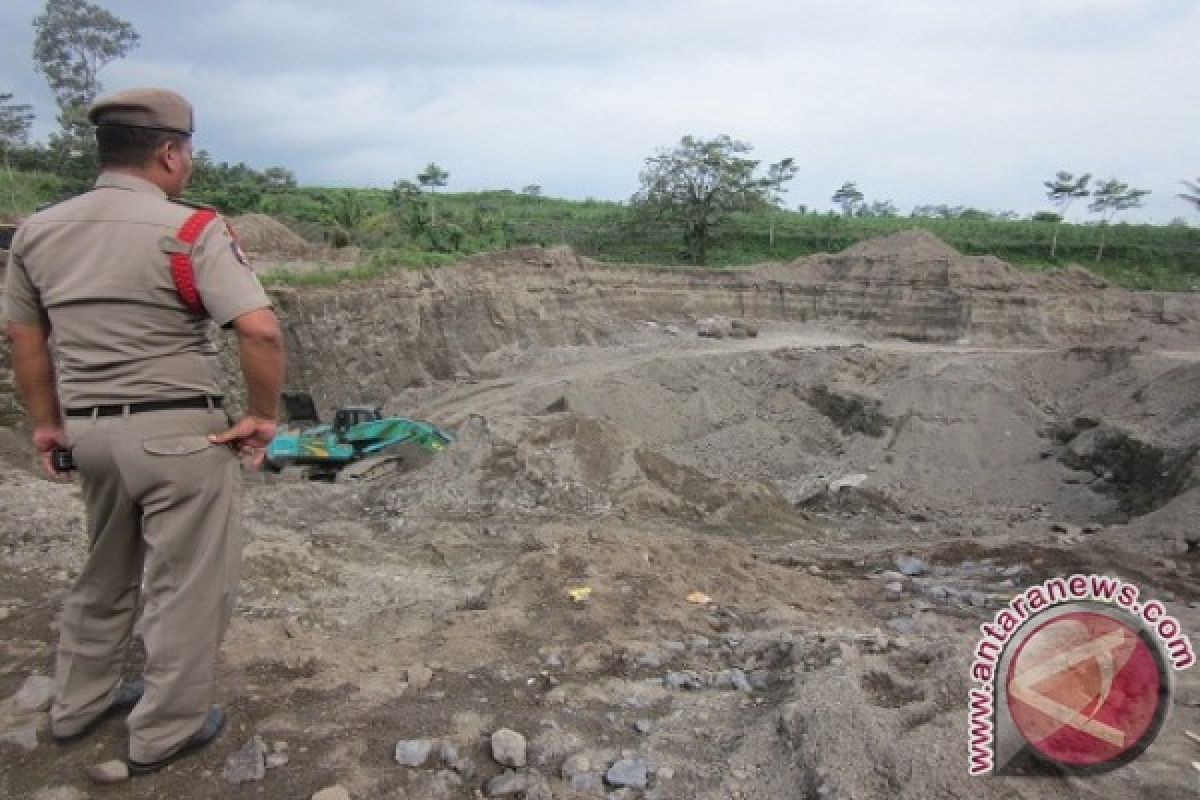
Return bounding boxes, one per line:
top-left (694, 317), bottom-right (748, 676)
top-left (264, 391), bottom-right (454, 481)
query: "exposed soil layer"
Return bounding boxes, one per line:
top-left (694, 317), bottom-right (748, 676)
top-left (1, 233), bottom-right (1197, 799)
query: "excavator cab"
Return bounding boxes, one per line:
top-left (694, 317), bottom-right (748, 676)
top-left (333, 406), bottom-right (383, 438)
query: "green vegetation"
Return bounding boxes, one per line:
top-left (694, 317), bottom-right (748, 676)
top-left (4, 166), bottom-right (1199, 290)
top-left (630, 135), bottom-right (796, 265)
top-left (3, 1), bottom-right (1196, 293)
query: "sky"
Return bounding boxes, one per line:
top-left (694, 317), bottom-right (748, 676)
top-left (2, 0), bottom-right (1198, 222)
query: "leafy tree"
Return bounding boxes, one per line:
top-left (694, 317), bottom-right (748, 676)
top-left (1088, 178), bottom-right (1150, 260)
top-left (631, 134), bottom-right (795, 265)
top-left (1043, 171), bottom-right (1090, 259)
top-left (417, 162), bottom-right (449, 224)
top-left (390, 179), bottom-right (421, 207)
top-left (33, 0), bottom-right (139, 190)
top-left (1, 92), bottom-right (36, 213)
top-left (863, 199), bottom-right (898, 218)
top-left (831, 181), bottom-right (864, 216)
top-left (0, 93), bottom-right (34, 150)
top-left (911, 204), bottom-right (967, 219)
top-left (1179, 179), bottom-right (1200, 213)
top-left (262, 166), bottom-right (296, 190)
top-left (389, 179), bottom-right (427, 238)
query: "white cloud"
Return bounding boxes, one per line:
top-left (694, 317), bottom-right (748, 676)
top-left (3, 0), bottom-right (1197, 220)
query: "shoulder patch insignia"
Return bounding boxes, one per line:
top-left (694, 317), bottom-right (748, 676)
top-left (226, 222), bottom-right (252, 269)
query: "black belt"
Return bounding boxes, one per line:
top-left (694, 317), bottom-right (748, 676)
top-left (65, 396), bottom-right (223, 418)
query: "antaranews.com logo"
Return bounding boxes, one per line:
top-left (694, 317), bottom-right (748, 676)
top-left (968, 573), bottom-right (1195, 775)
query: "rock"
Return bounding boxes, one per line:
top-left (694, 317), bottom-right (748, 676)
top-left (569, 772), bottom-right (598, 791)
top-left (562, 753), bottom-right (591, 778)
top-left (311, 788), bottom-right (351, 800)
top-left (13, 675), bottom-right (55, 713)
top-left (0, 608), bottom-right (9, 621)
top-left (730, 318), bottom-right (759, 337)
top-left (634, 719), bottom-right (654, 734)
top-left (921, 584), bottom-right (952, 600)
top-left (730, 669), bottom-right (753, 692)
top-left (884, 581), bottom-right (904, 598)
top-left (491, 728), bottom-right (527, 768)
top-left (1050, 522), bottom-right (1083, 537)
top-left (224, 735), bottom-right (267, 784)
top-left (0, 722), bottom-right (38, 751)
top-left (830, 474), bottom-right (869, 491)
top-left (968, 592), bottom-right (989, 608)
top-left (660, 640), bottom-right (686, 653)
top-left (395, 738), bottom-right (435, 767)
top-left (438, 738), bottom-right (460, 767)
top-left (605, 758), bottom-right (649, 789)
top-left (486, 770), bottom-right (528, 797)
top-left (407, 665), bottom-right (434, 691)
top-left (894, 555), bottom-right (927, 577)
top-left (886, 617), bottom-right (918, 634)
top-left (529, 728), bottom-right (583, 768)
top-left (658, 765), bottom-right (675, 780)
top-left (265, 751), bottom-right (289, 768)
top-left (697, 317), bottom-right (732, 338)
top-left (636, 652), bottom-right (663, 669)
top-left (86, 759), bottom-right (130, 784)
top-left (663, 671), bottom-right (704, 690)
top-left (748, 670), bottom-right (771, 691)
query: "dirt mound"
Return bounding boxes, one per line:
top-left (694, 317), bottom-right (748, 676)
top-left (231, 213), bottom-right (314, 258)
top-left (458, 245), bottom-right (598, 271)
top-left (839, 228), bottom-right (963, 261)
top-left (756, 230), bottom-right (1028, 292)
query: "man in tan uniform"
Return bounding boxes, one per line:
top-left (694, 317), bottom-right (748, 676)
top-left (4, 88), bottom-right (285, 773)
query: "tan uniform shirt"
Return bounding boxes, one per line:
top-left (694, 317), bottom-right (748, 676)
top-left (4, 173), bottom-right (270, 407)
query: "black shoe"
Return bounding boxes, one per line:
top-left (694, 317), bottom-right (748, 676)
top-left (127, 706), bottom-right (225, 776)
top-left (51, 680), bottom-right (145, 744)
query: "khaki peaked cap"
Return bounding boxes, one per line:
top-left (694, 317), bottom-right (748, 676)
top-left (88, 88), bottom-right (194, 135)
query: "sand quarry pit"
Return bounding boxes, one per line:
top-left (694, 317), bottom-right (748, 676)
top-left (0, 231), bottom-right (1198, 798)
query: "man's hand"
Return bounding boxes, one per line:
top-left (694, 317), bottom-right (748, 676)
top-left (32, 426), bottom-right (71, 481)
top-left (209, 416), bottom-right (277, 469)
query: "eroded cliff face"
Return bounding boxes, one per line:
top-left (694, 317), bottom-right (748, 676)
top-left (230, 234), bottom-right (1200, 412)
top-left (5, 231), bottom-right (1200, 421)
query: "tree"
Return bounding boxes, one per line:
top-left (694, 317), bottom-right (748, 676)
top-left (1043, 171), bottom-right (1090, 259)
top-left (1, 93), bottom-right (36, 213)
top-left (262, 166), bottom-right (296, 190)
top-left (831, 181), bottom-right (864, 216)
top-left (33, 0), bottom-right (139, 190)
top-left (417, 162), bottom-right (449, 224)
top-left (1087, 178), bottom-right (1149, 261)
top-left (631, 134), bottom-right (795, 265)
top-left (864, 199), bottom-right (898, 218)
top-left (1179, 179), bottom-right (1200, 213)
top-left (520, 184), bottom-right (542, 198)
top-left (390, 179), bottom-right (427, 239)
top-left (0, 93), bottom-right (34, 150)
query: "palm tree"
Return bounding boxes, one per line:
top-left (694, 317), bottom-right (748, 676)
top-left (1179, 179), bottom-right (1200, 212)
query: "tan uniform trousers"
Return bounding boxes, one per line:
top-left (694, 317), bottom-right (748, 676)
top-left (53, 406), bottom-right (242, 763)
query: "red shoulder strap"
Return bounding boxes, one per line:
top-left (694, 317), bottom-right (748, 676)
top-left (170, 209), bottom-right (218, 315)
